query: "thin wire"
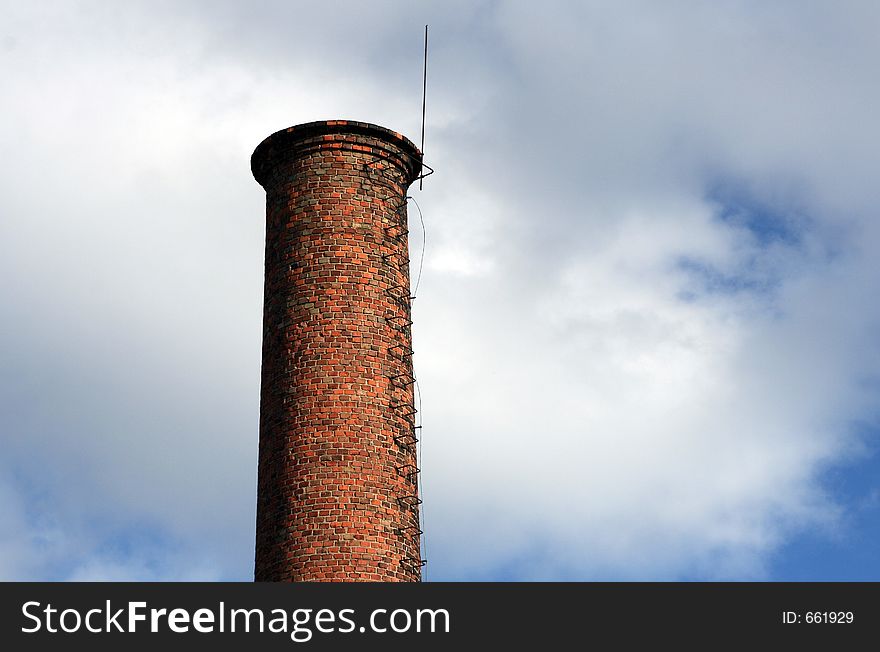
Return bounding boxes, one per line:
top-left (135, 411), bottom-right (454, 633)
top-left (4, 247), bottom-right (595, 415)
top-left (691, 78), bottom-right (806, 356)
top-left (408, 193), bottom-right (428, 578)
top-left (409, 196), bottom-right (426, 299)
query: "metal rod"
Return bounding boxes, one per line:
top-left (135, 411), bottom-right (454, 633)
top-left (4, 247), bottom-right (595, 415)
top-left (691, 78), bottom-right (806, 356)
top-left (420, 25), bottom-right (428, 190)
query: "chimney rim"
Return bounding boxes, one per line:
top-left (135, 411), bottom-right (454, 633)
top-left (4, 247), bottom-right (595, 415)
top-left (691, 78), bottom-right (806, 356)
top-left (251, 119), bottom-right (423, 188)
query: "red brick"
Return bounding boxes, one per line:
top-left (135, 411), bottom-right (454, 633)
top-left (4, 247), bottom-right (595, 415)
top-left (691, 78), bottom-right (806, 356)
top-left (251, 120), bottom-right (424, 582)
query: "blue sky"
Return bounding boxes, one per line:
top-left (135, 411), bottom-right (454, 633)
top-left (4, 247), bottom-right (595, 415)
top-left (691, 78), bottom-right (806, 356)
top-left (1, 0), bottom-right (879, 581)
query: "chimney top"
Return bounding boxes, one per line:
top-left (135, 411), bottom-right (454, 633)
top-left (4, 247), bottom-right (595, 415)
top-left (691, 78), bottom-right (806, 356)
top-left (251, 119), bottom-right (423, 188)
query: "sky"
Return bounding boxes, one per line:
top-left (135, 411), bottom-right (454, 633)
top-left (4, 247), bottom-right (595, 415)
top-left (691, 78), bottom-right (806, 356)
top-left (1, 0), bottom-right (879, 581)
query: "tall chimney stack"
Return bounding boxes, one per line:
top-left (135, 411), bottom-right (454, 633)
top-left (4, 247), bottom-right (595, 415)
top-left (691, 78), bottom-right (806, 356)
top-left (251, 120), bottom-right (424, 581)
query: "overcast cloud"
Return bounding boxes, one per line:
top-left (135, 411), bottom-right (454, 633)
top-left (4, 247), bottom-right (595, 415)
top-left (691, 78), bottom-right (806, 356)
top-left (1, 0), bottom-right (879, 581)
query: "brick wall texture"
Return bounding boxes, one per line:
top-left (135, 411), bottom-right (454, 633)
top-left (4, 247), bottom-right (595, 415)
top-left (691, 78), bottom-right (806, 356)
top-left (251, 120), bottom-right (423, 581)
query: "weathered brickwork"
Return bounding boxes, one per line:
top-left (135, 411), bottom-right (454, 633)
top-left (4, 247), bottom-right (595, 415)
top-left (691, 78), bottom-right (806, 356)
top-left (251, 121), bottom-right (423, 581)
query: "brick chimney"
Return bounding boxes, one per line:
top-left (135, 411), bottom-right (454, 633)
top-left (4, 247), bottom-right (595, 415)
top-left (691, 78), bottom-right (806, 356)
top-left (251, 120), bottom-right (424, 581)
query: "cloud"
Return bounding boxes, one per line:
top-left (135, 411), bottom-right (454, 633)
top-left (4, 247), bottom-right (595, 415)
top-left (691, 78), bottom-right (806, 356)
top-left (1, 0), bottom-right (878, 581)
